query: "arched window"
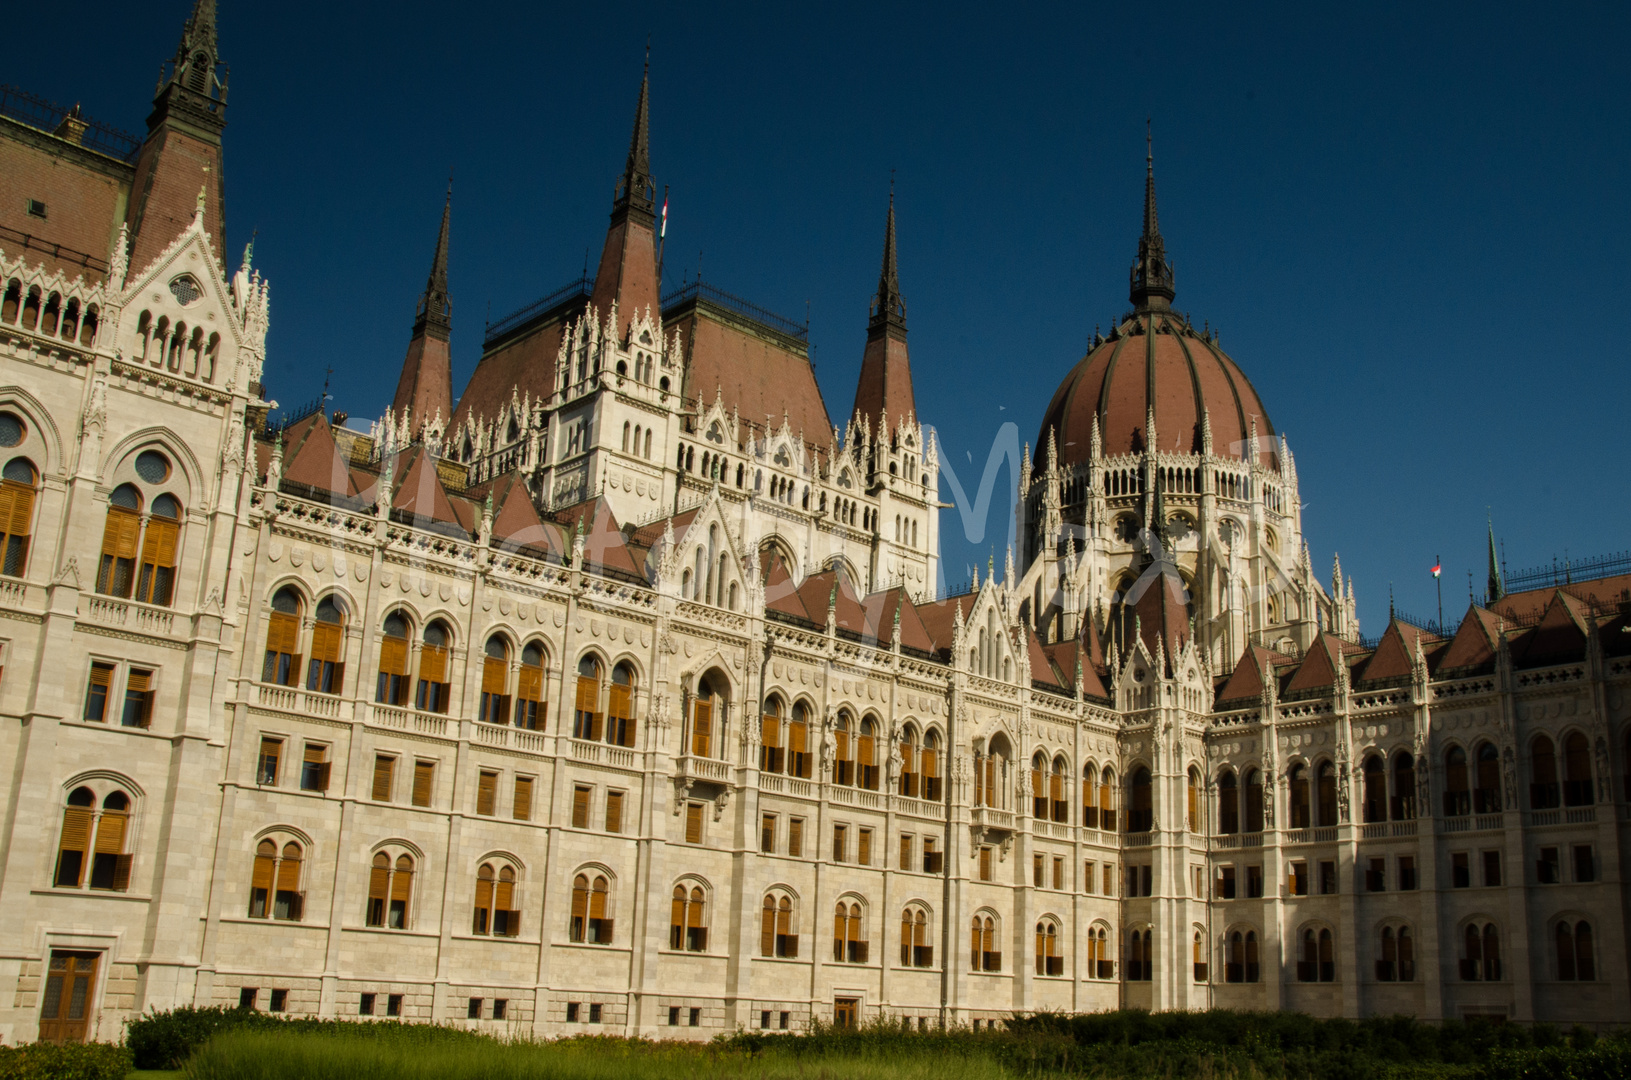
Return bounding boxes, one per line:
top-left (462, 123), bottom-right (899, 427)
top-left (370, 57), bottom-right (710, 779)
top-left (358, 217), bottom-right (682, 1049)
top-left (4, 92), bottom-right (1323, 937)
top-left (574, 656), bottom-right (603, 741)
top-left (1289, 764), bottom-right (1311, 828)
top-left (1319, 929), bottom-right (1335, 981)
top-left (670, 884), bottom-right (707, 951)
top-left (901, 905), bottom-right (931, 967)
top-left (517, 642), bottom-right (546, 730)
top-left (306, 595), bottom-right (345, 695)
top-left (479, 635), bottom-right (511, 725)
top-left (1126, 928), bottom-right (1152, 981)
top-left (762, 892), bottom-right (797, 958)
top-left (1086, 925), bottom-right (1110, 979)
top-left (690, 677), bottom-right (718, 758)
top-left (761, 698), bottom-right (785, 774)
top-left (1083, 764), bottom-right (1100, 829)
top-left (1298, 930), bottom-right (1318, 982)
top-left (1187, 767), bottom-right (1201, 832)
top-left (1099, 767), bottom-right (1117, 831)
top-left (1035, 920), bottom-right (1063, 976)
top-left (833, 900), bottom-right (867, 963)
top-left (975, 734), bottom-right (1010, 809)
top-left (1557, 920), bottom-right (1595, 981)
top-left (1315, 761), bottom-right (1337, 826)
top-left (365, 852), bottom-right (414, 929)
top-left (0, 456), bottom-right (37, 577)
top-left (858, 719), bottom-right (879, 790)
top-left (568, 872), bottom-right (610, 944)
top-left (97, 483), bottom-right (142, 597)
top-left (1227, 931), bottom-right (1246, 982)
top-left (1193, 930), bottom-right (1207, 982)
top-left (1030, 753), bottom-right (1047, 818)
top-left (1461, 923), bottom-right (1501, 981)
top-left (607, 663), bottom-right (636, 747)
top-left (1378, 927), bottom-right (1398, 981)
top-left (1474, 742), bottom-right (1502, 813)
top-left (473, 864), bottom-right (519, 936)
top-left (54, 787), bottom-right (133, 891)
top-left (262, 587), bottom-right (303, 687)
top-left (249, 840), bottom-right (304, 921)
top-left (1052, 757), bottom-right (1069, 823)
top-left (971, 914), bottom-right (999, 972)
top-left (1397, 926), bottom-right (1415, 981)
top-left (1444, 747), bottom-right (1471, 816)
top-left (1563, 732), bottom-right (1593, 807)
top-left (1362, 756), bottom-right (1386, 823)
top-left (922, 730), bottom-right (942, 800)
top-left (135, 492), bottom-right (181, 605)
top-left (1391, 752), bottom-right (1417, 820)
top-left (789, 702), bottom-right (812, 779)
top-left (898, 725), bottom-right (919, 797)
top-left (834, 712), bottom-right (854, 786)
top-left (1531, 735), bottom-right (1560, 809)
top-left (1245, 768), bottom-right (1264, 832)
top-left (1128, 767), bottom-right (1152, 832)
top-left (375, 612), bottom-right (411, 705)
top-left (415, 621), bottom-right (452, 713)
top-left (1218, 769), bottom-right (1239, 834)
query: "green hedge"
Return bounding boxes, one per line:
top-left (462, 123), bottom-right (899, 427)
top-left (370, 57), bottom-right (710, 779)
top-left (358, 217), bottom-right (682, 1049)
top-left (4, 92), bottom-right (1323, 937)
top-left (125, 1006), bottom-right (486, 1070)
top-left (0, 1041), bottom-right (131, 1080)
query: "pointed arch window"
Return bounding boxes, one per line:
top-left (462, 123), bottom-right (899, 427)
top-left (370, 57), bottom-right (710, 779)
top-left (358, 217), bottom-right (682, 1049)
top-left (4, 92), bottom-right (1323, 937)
top-left (1083, 764), bottom-right (1100, 829)
top-left (375, 612), bottom-right (411, 706)
top-left (1289, 764), bottom-right (1311, 828)
top-left (1128, 767), bottom-right (1152, 832)
top-left (480, 635), bottom-right (511, 725)
top-left (517, 642), bottom-right (546, 730)
top-left (1531, 735), bottom-right (1560, 809)
top-left (788, 702), bottom-right (812, 779)
top-left (833, 901), bottom-right (867, 963)
top-left (1035, 920), bottom-right (1063, 976)
top-left (901, 905), bottom-right (930, 967)
top-left (689, 678), bottom-right (717, 758)
top-left (366, 852), bottom-right (414, 929)
top-left (971, 915), bottom-right (1000, 972)
top-left (607, 663), bottom-right (636, 747)
top-left (1315, 761), bottom-right (1337, 825)
top-left (306, 596), bottom-right (345, 694)
top-left (1563, 732), bottom-right (1593, 807)
top-left (262, 588), bottom-right (302, 687)
top-left (898, 725), bottom-right (919, 797)
top-left (574, 655), bottom-right (603, 741)
top-left (134, 493), bottom-right (181, 605)
top-left (1031, 753), bottom-right (1047, 818)
top-left (1444, 747), bottom-right (1471, 816)
top-left (1187, 767), bottom-right (1201, 832)
top-left (858, 718), bottom-right (879, 790)
top-left (1391, 752), bottom-right (1417, 819)
top-left (1361, 755), bottom-right (1386, 823)
top-left (1099, 768), bottom-right (1117, 831)
top-left (761, 892), bottom-right (797, 958)
top-left (568, 872), bottom-right (611, 943)
top-left (1556, 920), bottom-right (1594, 981)
top-left (1087, 926), bottom-right (1111, 979)
top-left (0, 456), bottom-right (37, 577)
top-left (1461, 922), bottom-right (1501, 981)
top-left (55, 787), bottom-right (133, 892)
top-left (96, 484), bottom-right (142, 598)
top-left (922, 730), bottom-right (941, 800)
top-left (761, 697), bottom-right (785, 775)
top-left (1474, 742), bottom-right (1502, 813)
top-left (670, 884), bottom-right (707, 951)
top-left (1218, 769), bottom-right (1239, 833)
top-left (415, 622), bottom-right (451, 713)
top-left (1126, 928), bottom-right (1152, 981)
top-left (249, 839), bottom-right (304, 921)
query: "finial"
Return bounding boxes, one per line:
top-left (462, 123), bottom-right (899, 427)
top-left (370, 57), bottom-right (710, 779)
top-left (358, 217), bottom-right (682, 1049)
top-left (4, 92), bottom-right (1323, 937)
top-left (869, 180), bottom-right (906, 334)
top-left (1129, 120), bottom-right (1174, 311)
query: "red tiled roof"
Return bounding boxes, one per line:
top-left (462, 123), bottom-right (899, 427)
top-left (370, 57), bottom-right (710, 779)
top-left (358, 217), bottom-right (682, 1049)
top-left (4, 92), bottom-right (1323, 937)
top-left (1357, 620), bottom-right (1443, 684)
top-left (1510, 590), bottom-right (1590, 669)
top-left (390, 447), bottom-right (466, 532)
top-left (1216, 643), bottom-right (1298, 705)
top-left (1436, 605), bottom-right (1505, 674)
top-left (280, 414), bottom-right (357, 498)
top-left (552, 497), bottom-right (643, 579)
top-left (915, 591), bottom-right (977, 660)
top-left (676, 305), bottom-right (833, 452)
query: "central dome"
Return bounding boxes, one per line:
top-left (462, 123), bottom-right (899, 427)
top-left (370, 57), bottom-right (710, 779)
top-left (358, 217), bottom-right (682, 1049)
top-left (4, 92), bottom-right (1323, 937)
top-left (1037, 312), bottom-right (1277, 469)
top-left (1038, 142), bottom-right (1277, 471)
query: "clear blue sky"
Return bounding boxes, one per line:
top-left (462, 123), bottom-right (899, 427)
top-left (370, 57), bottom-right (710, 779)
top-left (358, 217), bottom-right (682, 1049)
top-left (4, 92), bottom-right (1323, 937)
top-left (23, 1), bottom-right (1630, 635)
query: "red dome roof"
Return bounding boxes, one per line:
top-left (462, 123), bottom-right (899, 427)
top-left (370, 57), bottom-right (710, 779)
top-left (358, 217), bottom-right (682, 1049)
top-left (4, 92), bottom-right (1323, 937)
top-left (1038, 309), bottom-right (1277, 470)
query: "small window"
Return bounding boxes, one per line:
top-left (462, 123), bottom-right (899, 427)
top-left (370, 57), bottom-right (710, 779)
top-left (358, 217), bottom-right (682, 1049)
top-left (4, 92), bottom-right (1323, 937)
top-left (467, 998), bottom-right (482, 1020)
top-left (359, 993), bottom-right (375, 1015)
top-left (121, 667), bottom-right (154, 727)
top-left (788, 817), bottom-right (803, 857)
top-left (386, 994), bottom-right (402, 1017)
top-left (372, 755), bottom-right (396, 802)
top-left (605, 789), bottom-right (624, 834)
top-left (476, 771), bottom-right (498, 816)
top-left (512, 776), bottom-right (533, 821)
top-left (685, 802), bottom-right (704, 844)
top-left (411, 760), bottom-right (434, 807)
top-left (299, 743), bottom-right (329, 792)
top-left (572, 785), bottom-right (591, 829)
top-left (257, 737), bottom-right (282, 785)
top-left (565, 1002), bottom-right (579, 1023)
top-left (268, 989), bottom-right (287, 1013)
top-left (134, 450), bottom-right (171, 484)
top-left (83, 661), bottom-right (115, 722)
top-left (26, 199), bottom-right (46, 219)
top-left (239, 988), bottom-right (257, 1009)
top-left (0, 414), bottom-right (23, 447)
top-left (493, 999), bottom-right (507, 1020)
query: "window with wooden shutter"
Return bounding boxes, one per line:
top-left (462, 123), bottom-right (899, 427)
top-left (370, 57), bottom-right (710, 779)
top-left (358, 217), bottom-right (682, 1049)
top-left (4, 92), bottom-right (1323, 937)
top-left (686, 886), bottom-right (706, 951)
top-left (263, 604), bottom-right (301, 687)
top-left (761, 896), bottom-right (776, 957)
top-left (574, 673), bottom-right (601, 740)
top-left (55, 793), bottom-right (94, 887)
top-left (135, 516), bottom-right (178, 606)
top-left (300, 744), bottom-right (330, 792)
top-left (0, 477), bottom-right (34, 577)
top-left (589, 875), bottom-right (610, 943)
top-left (274, 842), bottom-right (302, 920)
top-left (789, 706), bottom-right (810, 778)
top-left (570, 874), bottom-right (589, 942)
top-left (685, 802), bottom-right (704, 844)
top-left (495, 867), bottom-right (519, 937)
top-left (121, 668), bottom-right (154, 728)
top-left (690, 697), bottom-right (712, 758)
top-left (922, 739), bottom-right (941, 800)
top-left (96, 504), bottom-right (141, 598)
top-left (787, 817), bottom-right (803, 858)
top-left (607, 679), bottom-right (634, 747)
top-left (365, 853), bottom-right (389, 926)
top-left (572, 785), bottom-right (591, 829)
top-left (761, 701), bottom-right (783, 774)
top-left (376, 619), bottom-right (410, 705)
top-left (857, 828), bottom-right (872, 867)
top-left (411, 760), bottom-right (433, 807)
top-left (256, 737), bottom-right (282, 785)
top-left (306, 621), bottom-right (344, 695)
top-left (372, 755), bottom-right (395, 802)
top-left (668, 886), bottom-right (685, 949)
top-left (512, 776), bottom-right (532, 821)
top-left (517, 656), bottom-right (545, 730)
top-left (90, 800), bottom-right (129, 891)
top-left (480, 655), bottom-right (510, 725)
top-left (476, 771), bottom-right (497, 816)
top-left (777, 896), bottom-right (796, 958)
top-left (249, 839), bottom-right (275, 917)
top-left (83, 662), bottom-right (114, 722)
top-left (388, 855), bottom-right (413, 928)
top-left (474, 864), bottom-right (495, 935)
top-left (416, 639), bottom-right (449, 713)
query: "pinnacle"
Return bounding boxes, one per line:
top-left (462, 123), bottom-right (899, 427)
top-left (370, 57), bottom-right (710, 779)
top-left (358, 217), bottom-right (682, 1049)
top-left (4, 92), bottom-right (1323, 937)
top-left (413, 183), bottom-right (453, 339)
top-left (869, 186), bottom-right (906, 334)
top-left (615, 60), bottom-right (655, 217)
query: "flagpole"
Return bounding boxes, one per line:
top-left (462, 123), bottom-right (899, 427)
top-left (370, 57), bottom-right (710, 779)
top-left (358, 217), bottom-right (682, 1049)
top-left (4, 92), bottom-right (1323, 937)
top-left (657, 184), bottom-right (669, 289)
top-left (1436, 552), bottom-right (1443, 632)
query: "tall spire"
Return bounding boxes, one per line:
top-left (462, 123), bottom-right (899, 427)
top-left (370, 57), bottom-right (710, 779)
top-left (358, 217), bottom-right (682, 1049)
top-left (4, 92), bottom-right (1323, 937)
top-left (414, 180), bottom-right (453, 340)
top-left (869, 181), bottom-right (906, 335)
top-left (1486, 516), bottom-right (1506, 605)
top-left (1129, 120), bottom-right (1175, 311)
top-left (851, 183), bottom-right (917, 434)
top-left (589, 59), bottom-right (661, 325)
top-left (613, 54), bottom-right (656, 222)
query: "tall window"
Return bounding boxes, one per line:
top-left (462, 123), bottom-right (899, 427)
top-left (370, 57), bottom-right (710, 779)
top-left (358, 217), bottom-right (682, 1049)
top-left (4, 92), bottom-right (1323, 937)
top-left (669, 885), bottom-right (707, 951)
top-left (1128, 768), bottom-right (1152, 832)
top-left (1563, 733), bottom-right (1593, 807)
top-left (1297, 928), bottom-right (1335, 982)
top-left (835, 712), bottom-right (854, 786)
top-left (1362, 756), bottom-right (1386, 823)
top-left (1377, 926), bottom-right (1414, 982)
top-left (971, 915), bottom-right (1000, 972)
top-left (1083, 764), bottom-right (1100, 829)
top-left (1461, 923), bottom-right (1501, 981)
top-left (262, 588), bottom-right (302, 686)
top-left (607, 663), bottom-right (636, 747)
top-left (761, 892), bottom-right (797, 958)
top-left (761, 698), bottom-right (785, 774)
top-left (1443, 747), bottom-right (1471, 816)
top-left (1193, 931), bottom-right (1207, 982)
top-left (689, 678), bottom-right (718, 758)
top-left (574, 655), bottom-right (602, 740)
top-left (1088, 926), bottom-right (1113, 979)
top-left (96, 484), bottom-right (142, 597)
top-left (54, 787), bottom-right (132, 891)
top-left (1035, 920), bottom-right (1062, 976)
top-left (135, 494), bottom-right (181, 605)
top-left (1099, 767), bottom-right (1117, 831)
top-left (1126, 929), bottom-right (1152, 981)
top-left (1556, 920), bottom-right (1595, 981)
top-left (473, 863), bottom-right (520, 937)
top-left (480, 635), bottom-right (511, 725)
top-left (415, 622), bottom-right (451, 713)
top-left (857, 718), bottom-right (879, 789)
top-left (1244, 768), bottom-right (1264, 832)
top-left (1474, 742), bottom-right (1502, 813)
top-left (1391, 752), bottom-right (1417, 819)
top-left (248, 840), bottom-right (303, 920)
top-left (833, 901), bottom-right (867, 963)
top-left (1218, 769), bottom-right (1239, 833)
top-left (0, 456), bottom-right (37, 577)
top-left (517, 642), bottom-right (546, 729)
top-left (306, 596), bottom-right (345, 694)
top-left (922, 730), bottom-right (941, 800)
top-left (1031, 753), bottom-right (1048, 818)
top-left (788, 702), bottom-right (812, 779)
top-left (1315, 762), bottom-right (1337, 826)
top-left (569, 873), bottom-right (610, 943)
top-left (898, 725), bottom-right (919, 797)
top-left (975, 735), bottom-right (1011, 809)
top-left (901, 906), bottom-right (930, 967)
top-left (1289, 764), bottom-right (1311, 827)
top-left (375, 612), bottom-right (410, 705)
top-left (365, 853), bottom-right (414, 929)
top-left (1531, 735), bottom-right (1560, 809)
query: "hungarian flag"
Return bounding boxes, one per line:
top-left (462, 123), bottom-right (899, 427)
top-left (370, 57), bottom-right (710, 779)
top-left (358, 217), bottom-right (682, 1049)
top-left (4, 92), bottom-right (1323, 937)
top-left (1429, 563), bottom-right (1441, 578)
top-left (660, 194), bottom-right (668, 239)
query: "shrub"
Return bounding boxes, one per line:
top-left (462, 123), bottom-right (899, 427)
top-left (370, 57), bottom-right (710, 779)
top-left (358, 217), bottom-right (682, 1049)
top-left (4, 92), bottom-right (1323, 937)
top-left (0, 1041), bottom-right (131, 1080)
top-left (126, 1005), bottom-right (486, 1070)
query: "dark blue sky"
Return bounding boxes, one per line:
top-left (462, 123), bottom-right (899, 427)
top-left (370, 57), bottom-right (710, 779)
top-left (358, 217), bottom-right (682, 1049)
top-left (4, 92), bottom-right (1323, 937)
top-left (23, 1), bottom-right (1630, 635)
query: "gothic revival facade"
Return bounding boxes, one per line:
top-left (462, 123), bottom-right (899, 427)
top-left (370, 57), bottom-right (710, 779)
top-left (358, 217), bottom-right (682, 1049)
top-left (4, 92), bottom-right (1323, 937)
top-left (0, 1), bottom-right (1628, 1045)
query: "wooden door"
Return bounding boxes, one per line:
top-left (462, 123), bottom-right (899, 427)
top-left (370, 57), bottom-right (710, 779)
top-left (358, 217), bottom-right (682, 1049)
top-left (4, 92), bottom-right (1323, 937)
top-left (833, 996), bottom-right (858, 1030)
top-left (38, 951), bottom-right (98, 1044)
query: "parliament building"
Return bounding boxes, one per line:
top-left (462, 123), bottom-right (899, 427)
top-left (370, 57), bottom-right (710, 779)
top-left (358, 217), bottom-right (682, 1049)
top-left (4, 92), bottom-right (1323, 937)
top-left (0, 0), bottom-right (1628, 1045)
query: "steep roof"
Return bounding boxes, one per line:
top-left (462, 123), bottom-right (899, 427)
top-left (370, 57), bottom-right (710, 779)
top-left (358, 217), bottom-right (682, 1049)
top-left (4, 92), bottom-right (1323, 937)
top-left (551, 497), bottom-right (643, 580)
top-left (1436, 604), bottom-right (1506, 676)
top-left (914, 590), bottom-right (978, 662)
top-left (1510, 590), bottom-right (1591, 669)
top-left (468, 472), bottom-right (564, 559)
top-left (279, 413), bottom-right (358, 499)
top-left (1356, 620), bottom-right (1444, 685)
top-left (390, 447), bottom-right (469, 535)
top-left (1216, 643), bottom-right (1298, 707)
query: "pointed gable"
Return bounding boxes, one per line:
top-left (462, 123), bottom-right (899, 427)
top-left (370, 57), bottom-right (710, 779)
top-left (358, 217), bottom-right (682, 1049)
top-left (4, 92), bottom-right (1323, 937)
top-left (1511, 590), bottom-right (1591, 668)
top-left (1435, 605), bottom-right (1505, 676)
top-left (1026, 627), bottom-right (1067, 691)
top-left (795, 570), bottom-right (869, 636)
top-left (1130, 566), bottom-right (1191, 668)
top-left (914, 590), bottom-right (977, 661)
top-left (280, 413), bottom-right (358, 500)
top-left (1357, 619), bottom-right (1443, 686)
top-left (763, 552), bottom-right (814, 623)
top-left (388, 447), bottom-right (467, 537)
top-left (474, 472), bottom-right (564, 559)
top-left (1216, 644), bottom-right (1297, 707)
top-left (554, 497), bottom-right (643, 580)
top-left (860, 586), bottom-right (936, 654)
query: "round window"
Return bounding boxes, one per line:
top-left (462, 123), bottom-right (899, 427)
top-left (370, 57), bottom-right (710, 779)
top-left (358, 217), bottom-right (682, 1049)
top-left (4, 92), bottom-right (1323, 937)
top-left (168, 275), bottom-right (202, 306)
top-left (0, 413), bottom-right (24, 448)
top-left (135, 449), bottom-right (171, 484)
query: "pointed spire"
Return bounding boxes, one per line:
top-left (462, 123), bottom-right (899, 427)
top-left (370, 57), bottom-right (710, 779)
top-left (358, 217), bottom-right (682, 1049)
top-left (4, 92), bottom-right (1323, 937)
top-left (1129, 120), bottom-right (1175, 311)
top-left (1487, 516), bottom-right (1506, 604)
top-left (414, 180), bottom-right (453, 340)
top-left (614, 55), bottom-right (656, 219)
top-left (166, 0), bottom-right (223, 104)
top-left (870, 181), bottom-right (906, 335)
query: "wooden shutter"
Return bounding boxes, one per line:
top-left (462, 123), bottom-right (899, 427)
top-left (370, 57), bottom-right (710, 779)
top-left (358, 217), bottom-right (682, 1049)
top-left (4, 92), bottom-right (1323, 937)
top-left (608, 683), bottom-right (633, 744)
top-left (124, 668), bottom-right (153, 727)
top-left (762, 899), bottom-right (776, 956)
top-left (495, 874), bottom-right (515, 915)
top-left (512, 776), bottom-right (533, 821)
top-left (111, 853), bottom-right (132, 892)
top-left (1, 481), bottom-right (32, 570)
top-left (605, 790), bottom-right (623, 834)
top-left (571, 876), bottom-right (589, 937)
top-left (94, 810), bottom-right (128, 855)
top-left (251, 846), bottom-right (275, 893)
top-left (368, 859), bottom-right (389, 902)
top-left (572, 785), bottom-right (590, 828)
top-left (379, 636), bottom-right (408, 677)
top-left (310, 622), bottom-right (343, 664)
top-left (419, 643), bottom-right (448, 685)
top-left (389, 862), bottom-right (413, 904)
top-left (475, 872), bottom-right (494, 928)
top-left (372, 756), bottom-right (395, 801)
top-left (574, 675), bottom-right (598, 719)
top-left (588, 878), bottom-right (606, 925)
top-left (58, 807), bottom-right (92, 885)
top-left (411, 761), bottom-right (433, 807)
top-left (518, 664), bottom-right (543, 707)
top-left (685, 802), bottom-right (703, 843)
top-left (482, 656), bottom-right (506, 696)
top-left (99, 507), bottom-right (140, 595)
top-left (476, 771), bottom-right (497, 816)
top-left (137, 519), bottom-right (178, 598)
top-left (304, 743), bottom-right (331, 792)
top-left (266, 612), bottom-right (299, 658)
top-left (275, 849), bottom-right (301, 893)
top-left (691, 699), bottom-right (712, 757)
top-left (85, 663), bottom-right (113, 722)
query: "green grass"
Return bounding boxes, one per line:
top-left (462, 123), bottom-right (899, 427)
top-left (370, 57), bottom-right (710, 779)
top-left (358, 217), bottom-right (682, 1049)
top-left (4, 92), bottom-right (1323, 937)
top-left (126, 1072), bottom-right (180, 1079)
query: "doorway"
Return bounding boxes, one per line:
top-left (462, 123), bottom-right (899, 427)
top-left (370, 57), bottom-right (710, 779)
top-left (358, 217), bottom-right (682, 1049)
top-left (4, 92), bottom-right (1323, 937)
top-left (834, 996), bottom-right (858, 1030)
top-left (39, 951), bottom-right (100, 1044)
